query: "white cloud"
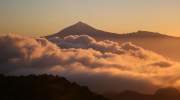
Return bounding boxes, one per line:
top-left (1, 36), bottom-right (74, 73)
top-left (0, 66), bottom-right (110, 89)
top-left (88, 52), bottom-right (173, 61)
top-left (1, 34), bottom-right (180, 93)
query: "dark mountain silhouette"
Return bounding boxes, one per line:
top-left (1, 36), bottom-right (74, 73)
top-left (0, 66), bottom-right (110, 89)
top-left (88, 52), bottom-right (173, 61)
top-left (1, 74), bottom-right (179, 100)
top-left (0, 74), bottom-right (107, 100)
top-left (48, 21), bottom-right (120, 40)
top-left (106, 87), bottom-right (180, 100)
top-left (48, 21), bottom-right (172, 40)
top-left (154, 87), bottom-right (180, 99)
top-left (47, 22), bottom-right (180, 62)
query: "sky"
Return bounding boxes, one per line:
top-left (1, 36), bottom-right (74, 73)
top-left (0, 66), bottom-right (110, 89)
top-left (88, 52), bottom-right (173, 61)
top-left (0, 0), bottom-right (180, 36)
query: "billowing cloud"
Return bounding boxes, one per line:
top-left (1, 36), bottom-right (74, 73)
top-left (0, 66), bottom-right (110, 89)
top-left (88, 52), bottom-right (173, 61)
top-left (1, 34), bottom-right (180, 94)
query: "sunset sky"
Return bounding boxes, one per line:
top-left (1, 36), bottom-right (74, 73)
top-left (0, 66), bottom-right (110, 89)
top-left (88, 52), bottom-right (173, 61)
top-left (0, 0), bottom-right (180, 36)
top-left (2, 0), bottom-right (180, 96)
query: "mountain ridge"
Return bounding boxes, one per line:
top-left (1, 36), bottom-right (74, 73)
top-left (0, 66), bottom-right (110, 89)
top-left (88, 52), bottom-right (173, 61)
top-left (46, 22), bottom-right (180, 62)
top-left (47, 21), bottom-right (178, 40)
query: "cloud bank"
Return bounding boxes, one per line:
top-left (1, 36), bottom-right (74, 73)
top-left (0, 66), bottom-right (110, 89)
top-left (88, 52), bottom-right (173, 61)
top-left (1, 34), bottom-right (180, 93)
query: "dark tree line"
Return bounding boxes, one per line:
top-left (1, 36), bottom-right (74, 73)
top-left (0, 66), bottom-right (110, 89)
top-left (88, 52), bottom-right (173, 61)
top-left (0, 74), bottom-right (107, 100)
top-left (0, 74), bottom-right (180, 100)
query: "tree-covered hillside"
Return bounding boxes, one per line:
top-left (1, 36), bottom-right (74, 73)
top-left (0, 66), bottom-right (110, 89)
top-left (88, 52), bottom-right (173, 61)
top-left (0, 74), bottom-right (107, 100)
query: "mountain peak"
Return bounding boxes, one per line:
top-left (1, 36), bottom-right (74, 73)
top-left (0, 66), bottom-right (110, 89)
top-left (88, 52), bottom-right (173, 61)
top-left (47, 22), bottom-right (175, 40)
top-left (72, 21), bottom-right (94, 29)
top-left (50, 21), bottom-right (99, 37)
top-left (75, 21), bottom-right (86, 25)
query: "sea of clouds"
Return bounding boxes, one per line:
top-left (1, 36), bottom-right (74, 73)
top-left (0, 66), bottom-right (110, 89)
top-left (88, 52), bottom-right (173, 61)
top-left (1, 34), bottom-right (180, 93)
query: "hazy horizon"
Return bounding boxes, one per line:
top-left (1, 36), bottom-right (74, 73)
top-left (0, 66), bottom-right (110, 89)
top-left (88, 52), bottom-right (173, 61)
top-left (0, 0), bottom-right (180, 36)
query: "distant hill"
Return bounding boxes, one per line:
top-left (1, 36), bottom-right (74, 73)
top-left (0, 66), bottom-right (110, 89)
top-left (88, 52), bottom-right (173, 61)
top-left (0, 74), bottom-right (107, 100)
top-left (47, 22), bottom-right (180, 62)
top-left (106, 87), bottom-right (180, 100)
